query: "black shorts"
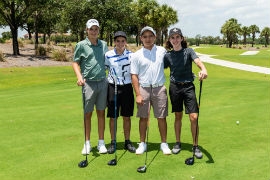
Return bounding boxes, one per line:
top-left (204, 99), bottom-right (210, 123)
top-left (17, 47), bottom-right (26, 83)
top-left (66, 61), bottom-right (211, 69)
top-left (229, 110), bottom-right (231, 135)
top-left (169, 82), bottom-right (199, 114)
top-left (107, 83), bottom-right (134, 118)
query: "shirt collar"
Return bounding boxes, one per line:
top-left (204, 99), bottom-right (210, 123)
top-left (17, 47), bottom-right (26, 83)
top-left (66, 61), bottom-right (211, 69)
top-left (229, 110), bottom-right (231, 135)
top-left (114, 48), bottom-right (127, 55)
top-left (85, 37), bottom-right (100, 46)
top-left (143, 44), bottom-right (156, 52)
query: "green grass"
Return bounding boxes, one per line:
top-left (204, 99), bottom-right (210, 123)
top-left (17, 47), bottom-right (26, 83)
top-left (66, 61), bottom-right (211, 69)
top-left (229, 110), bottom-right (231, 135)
top-left (194, 45), bottom-right (270, 68)
top-left (0, 61), bottom-right (269, 180)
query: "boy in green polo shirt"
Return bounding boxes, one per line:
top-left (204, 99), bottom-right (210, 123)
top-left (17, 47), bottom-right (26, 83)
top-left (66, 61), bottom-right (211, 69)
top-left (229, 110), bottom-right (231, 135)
top-left (72, 19), bottom-right (109, 155)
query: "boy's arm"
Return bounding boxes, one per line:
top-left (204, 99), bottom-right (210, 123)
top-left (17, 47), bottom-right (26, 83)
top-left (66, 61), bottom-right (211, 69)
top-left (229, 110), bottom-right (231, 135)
top-left (72, 62), bottom-right (84, 86)
top-left (194, 58), bottom-right (208, 80)
top-left (131, 74), bottom-right (144, 105)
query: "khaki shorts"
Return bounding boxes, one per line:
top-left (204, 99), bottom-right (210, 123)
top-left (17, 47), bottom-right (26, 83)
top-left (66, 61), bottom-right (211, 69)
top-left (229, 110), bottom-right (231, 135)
top-left (82, 79), bottom-right (108, 113)
top-left (136, 85), bottom-right (168, 118)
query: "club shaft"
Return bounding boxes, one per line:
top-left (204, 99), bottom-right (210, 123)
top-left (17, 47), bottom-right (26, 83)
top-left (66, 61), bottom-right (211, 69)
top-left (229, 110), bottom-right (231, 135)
top-left (114, 75), bottom-right (117, 161)
top-left (194, 81), bottom-right (203, 157)
top-left (144, 103), bottom-right (151, 166)
top-left (82, 87), bottom-right (88, 161)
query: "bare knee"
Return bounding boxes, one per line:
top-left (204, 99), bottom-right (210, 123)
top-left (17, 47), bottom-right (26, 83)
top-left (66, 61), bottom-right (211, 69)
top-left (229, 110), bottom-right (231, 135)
top-left (189, 113), bottom-right (198, 122)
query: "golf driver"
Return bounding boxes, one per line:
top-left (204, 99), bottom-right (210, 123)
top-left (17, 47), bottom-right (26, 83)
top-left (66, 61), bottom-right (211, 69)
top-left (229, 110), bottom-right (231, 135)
top-left (185, 80), bottom-right (203, 165)
top-left (137, 104), bottom-right (150, 173)
top-left (108, 75), bottom-right (118, 166)
top-left (78, 87), bottom-right (88, 168)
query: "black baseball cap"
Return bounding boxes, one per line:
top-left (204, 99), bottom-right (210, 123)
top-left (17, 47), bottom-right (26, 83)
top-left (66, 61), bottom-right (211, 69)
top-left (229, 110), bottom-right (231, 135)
top-left (114, 31), bottom-right (127, 40)
top-left (169, 28), bottom-right (183, 37)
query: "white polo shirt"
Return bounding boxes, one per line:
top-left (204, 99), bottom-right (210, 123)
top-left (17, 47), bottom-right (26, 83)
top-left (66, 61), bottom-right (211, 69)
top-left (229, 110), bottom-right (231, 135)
top-left (105, 48), bottom-right (132, 85)
top-left (130, 45), bottom-right (166, 87)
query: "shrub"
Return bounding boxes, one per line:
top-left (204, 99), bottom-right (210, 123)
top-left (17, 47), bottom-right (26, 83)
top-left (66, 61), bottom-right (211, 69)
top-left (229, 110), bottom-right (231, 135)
top-left (18, 38), bottom-right (24, 47)
top-left (1, 31), bottom-right (12, 39)
top-left (0, 50), bottom-right (6, 62)
top-left (67, 43), bottom-right (75, 53)
top-left (50, 34), bottom-right (78, 44)
top-left (46, 45), bottom-right (54, 53)
top-left (23, 39), bottom-right (34, 44)
top-left (0, 38), bottom-right (5, 43)
top-left (35, 45), bottom-right (47, 56)
top-left (51, 49), bottom-right (70, 61)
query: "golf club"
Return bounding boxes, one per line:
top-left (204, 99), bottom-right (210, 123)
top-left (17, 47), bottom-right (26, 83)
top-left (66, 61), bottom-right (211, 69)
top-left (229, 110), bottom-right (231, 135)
top-left (78, 87), bottom-right (88, 168)
top-left (137, 104), bottom-right (150, 173)
top-left (108, 75), bottom-right (118, 166)
top-left (185, 80), bottom-right (203, 166)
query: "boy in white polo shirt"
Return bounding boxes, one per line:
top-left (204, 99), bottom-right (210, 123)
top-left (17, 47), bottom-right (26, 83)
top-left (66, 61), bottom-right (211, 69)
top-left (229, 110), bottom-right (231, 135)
top-left (130, 26), bottom-right (171, 155)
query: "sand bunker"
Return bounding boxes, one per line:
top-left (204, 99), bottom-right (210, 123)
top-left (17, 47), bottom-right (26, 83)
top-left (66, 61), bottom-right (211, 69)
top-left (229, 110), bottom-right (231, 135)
top-left (240, 51), bottom-right (259, 55)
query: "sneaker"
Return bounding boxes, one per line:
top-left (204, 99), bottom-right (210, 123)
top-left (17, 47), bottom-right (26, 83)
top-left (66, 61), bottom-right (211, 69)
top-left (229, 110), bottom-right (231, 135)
top-left (160, 142), bottom-right (171, 155)
top-left (136, 142), bottom-right (147, 155)
top-left (124, 140), bottom-right (136, 153)
top-left (193, 145), bottom-right (203, 159)
top-left (81, 142), bottom-right (91, 155)
top-left (107, 140), bottom-right (116, 154)
top-left (97, 140), bottom-right (107, 154)
top-left (172, 142), bottom-right (181, 154)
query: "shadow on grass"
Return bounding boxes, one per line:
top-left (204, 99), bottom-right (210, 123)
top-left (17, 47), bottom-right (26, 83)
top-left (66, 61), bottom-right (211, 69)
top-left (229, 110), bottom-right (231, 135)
top-left (104, 141), bottom-right (161, 169)
top-left (115, 149), bottom-right (127, 163)
top-left (80, 141), bottom-right (214, 167)
top-left (170, 142), bottom-right (215, 164)
top-left (146, 149), bottom-right (160, 169)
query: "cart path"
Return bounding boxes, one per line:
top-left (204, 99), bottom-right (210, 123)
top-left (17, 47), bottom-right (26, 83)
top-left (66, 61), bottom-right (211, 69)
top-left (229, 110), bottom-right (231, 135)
top-left (197, 53), bottom-right (270, 75)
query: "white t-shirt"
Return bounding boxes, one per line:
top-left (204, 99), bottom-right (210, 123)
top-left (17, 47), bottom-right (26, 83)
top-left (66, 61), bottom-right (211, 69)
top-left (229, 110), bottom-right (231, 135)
top-left (105, 48), bottom-right (132, 85)
top-left (130, 45), bottom-right (166, 87)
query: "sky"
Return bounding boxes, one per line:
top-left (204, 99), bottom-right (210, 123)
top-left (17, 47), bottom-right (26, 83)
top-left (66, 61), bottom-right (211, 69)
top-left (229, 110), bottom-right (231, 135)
top-left (157, 0), bottom-right (270, 37)
top-left (1, 0), bottom-right (269, 38)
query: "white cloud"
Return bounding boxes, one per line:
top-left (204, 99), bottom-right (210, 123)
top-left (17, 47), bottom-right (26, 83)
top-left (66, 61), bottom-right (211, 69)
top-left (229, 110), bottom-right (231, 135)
top-left (157, 0), bottom-right (270, 37)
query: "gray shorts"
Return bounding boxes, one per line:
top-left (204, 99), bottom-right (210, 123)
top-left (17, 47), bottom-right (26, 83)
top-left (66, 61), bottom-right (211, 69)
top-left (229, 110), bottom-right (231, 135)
top-left (137, 85), bottom-right (168, 118)
top-left (82, 79), bottom-right (108, 113)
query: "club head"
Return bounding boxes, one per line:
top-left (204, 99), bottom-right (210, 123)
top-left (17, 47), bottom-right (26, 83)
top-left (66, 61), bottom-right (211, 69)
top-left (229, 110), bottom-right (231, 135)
top-left (185, 157), bottom-right (194, 165)
top-left (137, 165), bottom-right (147, 173)
top-left (78, 160), bottom-right (88, 168)
top-left (108, 159), bottom-right (117, 166)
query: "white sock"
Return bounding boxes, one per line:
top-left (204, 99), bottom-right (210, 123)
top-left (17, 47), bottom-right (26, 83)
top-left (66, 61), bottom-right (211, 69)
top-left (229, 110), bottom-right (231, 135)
top-left (85, 140), bottom-right (90, 145)
top-left (98, 139), bottom-right (104, 144)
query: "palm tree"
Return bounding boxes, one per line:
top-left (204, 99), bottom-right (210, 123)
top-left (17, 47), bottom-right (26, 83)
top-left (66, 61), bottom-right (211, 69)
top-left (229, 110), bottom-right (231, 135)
top-left (195, 34), bottom-right (201, 46)
top-left (260, 27), bottom-right (270, 47)
top-left (249, 25), bottom-right (260, 47)
top-left (130, 0), bottom-right (159, 45)
top-left (221, 18), bottom-right (241, 48)
top-left (132, 2), bottom-right (177, 46)
top-left (241, 26), bottom-right (250, 45)
top-left (155, 4), bottom-right (178, 45)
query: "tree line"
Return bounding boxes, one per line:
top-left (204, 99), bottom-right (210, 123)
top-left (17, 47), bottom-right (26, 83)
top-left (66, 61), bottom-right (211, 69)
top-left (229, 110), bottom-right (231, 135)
top-left (0, 0), bottom-right (177, 55)
top-left (220, 18), bottom-right (269, 48)
top-left (1, 1), bottom-right (269, 56)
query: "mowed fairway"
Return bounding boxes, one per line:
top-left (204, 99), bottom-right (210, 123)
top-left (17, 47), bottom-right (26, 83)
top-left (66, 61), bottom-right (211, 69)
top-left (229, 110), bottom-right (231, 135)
top-left (0, 59), bottom-right (269, 179)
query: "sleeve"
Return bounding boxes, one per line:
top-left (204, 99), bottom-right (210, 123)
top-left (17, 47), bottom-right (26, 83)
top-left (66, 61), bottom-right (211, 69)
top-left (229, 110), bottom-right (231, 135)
top-left (130, 53), bottom-right (138, 75)
top-left (164, 53), bottom-right (169, 69)
top-left (73, 43), bottom-right (81, 63)
top-left (104, 52), bottom-right (110, 69)
top-left (189, 48), bottom-right (199, 61)
top-left (104, 43), bottom-right (109, 53)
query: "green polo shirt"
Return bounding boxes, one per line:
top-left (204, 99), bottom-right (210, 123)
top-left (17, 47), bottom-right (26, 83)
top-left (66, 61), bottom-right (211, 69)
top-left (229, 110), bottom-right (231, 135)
top-left (73, 38), bottom-right (108, 80)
